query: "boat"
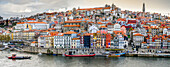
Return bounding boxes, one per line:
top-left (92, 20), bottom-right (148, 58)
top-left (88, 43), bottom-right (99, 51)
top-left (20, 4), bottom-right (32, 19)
top-left (7, 54), bottom-right (31, 59)
top-left (64, 50), bottom-right (95, 57)
top-left (64, 54), bottom-right (95, 57)
top-left (105, 51), bottom-right (126, 58)
top-left (8, 56), bottom-right (31, 59)
top-left (107, 54), bottom-right (120, 57)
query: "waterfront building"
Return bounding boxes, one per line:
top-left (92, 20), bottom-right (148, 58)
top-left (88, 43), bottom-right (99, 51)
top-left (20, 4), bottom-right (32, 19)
top-left (84, 33), bottom-right (91, 48)
top-left (96, 31), bottom-right (102, 48)
top-left (80, 34), bottom-right (84, 48)
top-left (22, 30), bottom-right (38, 41)
top-left (38, 35), bottom-right (54, 48)
top-left (71, 38), bottom-right (80, 48)
top-left (64, 31), bottom-right (77, 48)
top-left (111, 30), bottom-right (128, 49)
top-left (141, 42), bottom-right (148, 48)
top-left (12, 30), bottom-right (40, 41)
top-left (53, 33), bottom-right (64, 48)
top-left (106, 33), bottom-right (111, 48)
top-left (133, 33), bottom-right (144, 48)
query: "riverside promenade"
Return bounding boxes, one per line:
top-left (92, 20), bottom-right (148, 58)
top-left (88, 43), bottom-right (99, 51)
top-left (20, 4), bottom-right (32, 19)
top-left (19, 46), bottom-right (105, 55)
top-left (10, 46), bottom-right (170, 57)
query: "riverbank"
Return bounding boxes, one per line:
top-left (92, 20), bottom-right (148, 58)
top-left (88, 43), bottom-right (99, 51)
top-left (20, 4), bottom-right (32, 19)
top-left (1, 51), bottom-right (170, 67)
top-left (1, 46), bottom-right (170, 58)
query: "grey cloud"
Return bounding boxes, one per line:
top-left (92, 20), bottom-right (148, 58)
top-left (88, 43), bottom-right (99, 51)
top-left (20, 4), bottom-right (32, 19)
top-left (0, 0), bottom-right (69, 19)
top-left (0, 0), bottom-right (169, 19)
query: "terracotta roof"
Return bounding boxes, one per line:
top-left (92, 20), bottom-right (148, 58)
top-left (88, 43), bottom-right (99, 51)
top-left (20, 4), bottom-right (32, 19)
top-left (72, 38), bottom-right (80, 40)
top-left (56, 33), bottom-right (64, 36)
top-left (64, 31), bottom-right (77, 34)
top-left (77, 7), bottom-right (109, 11)
top-left (97, 22), bottom-right (103, 24)
top-left (88, 22), bottom-right (94, 24)
top-left (133, 33), bottom-right (144, 36)
top-left (63, 25), bottom-right (80, 27)
top-left (32, 41), bottom-right (37, 43)
top-left (151, 26), bottom-right (159, 29)
top-left (49, 31), bottom-right (58, 36)
top-left (65, 21), bottom-right (81, 23)
top-left (142, 42), bottom-right (146, 43)
top-left (100, 26), bottom-right (107, 28)
top-left (48, 28), bottom-right (56, 30)
top-left (84, 33), bottom-right (93, 36)
top-left (117, 18), bottom-right (126, 21)
top-left (106, 22), bottom-right (114, 25)
top-left (113, 31), bottom-right (124, 35)
top-left (17, 22), bottom-right (47, 24)
top-left (97, 31), bottom-right (100, 33)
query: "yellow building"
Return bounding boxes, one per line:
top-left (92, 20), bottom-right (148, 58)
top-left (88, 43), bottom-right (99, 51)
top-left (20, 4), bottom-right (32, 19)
top-left (38, 35), bottom-right (54, 48)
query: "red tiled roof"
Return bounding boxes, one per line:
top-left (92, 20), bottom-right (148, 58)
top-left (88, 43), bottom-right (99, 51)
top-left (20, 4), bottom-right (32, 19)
top-left (17, 22), bottom-right (47, 24)
top-left (64, 31), bottom-right (77, 34)
top-left (133, 33), bottom-right (144, 36)
top-left (63, 25), bottom-right (80, 27)
top-left (65, 21), bottom-right (82, 23)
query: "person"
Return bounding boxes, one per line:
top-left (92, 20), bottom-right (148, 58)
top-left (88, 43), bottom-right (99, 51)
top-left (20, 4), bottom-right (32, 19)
top-left (12, 54), bottom-right (16, 58)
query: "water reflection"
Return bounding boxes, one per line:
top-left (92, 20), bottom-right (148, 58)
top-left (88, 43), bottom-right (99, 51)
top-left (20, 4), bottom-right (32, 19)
top-left (0, 51), bottom-right (170, 67)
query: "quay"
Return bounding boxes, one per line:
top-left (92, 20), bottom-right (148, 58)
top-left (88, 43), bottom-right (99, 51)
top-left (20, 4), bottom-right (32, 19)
top-left (19, 46), bottom-right (105, 55)
top-left (11, 46), bottom-right (170, 58)
top-left (1, 45), bottom-right (170, 58)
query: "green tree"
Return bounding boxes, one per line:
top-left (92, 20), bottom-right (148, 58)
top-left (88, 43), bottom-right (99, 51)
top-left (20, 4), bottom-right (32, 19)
top-left (129, 27), bottom-right (133, 32)
top-left (0, 35), bottom-right (4, 45)
top-left (5, 35), bottom-right (11, 42)
top-left (113, 16), bottom-right (116, 20)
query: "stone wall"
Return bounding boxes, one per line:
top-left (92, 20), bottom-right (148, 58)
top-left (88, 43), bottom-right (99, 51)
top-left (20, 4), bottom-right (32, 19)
top-left (21, 46), bottom-right (105, 55)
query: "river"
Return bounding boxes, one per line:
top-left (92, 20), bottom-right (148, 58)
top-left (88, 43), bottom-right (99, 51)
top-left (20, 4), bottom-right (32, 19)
top-left (0, 51), bottom-right (170, 67)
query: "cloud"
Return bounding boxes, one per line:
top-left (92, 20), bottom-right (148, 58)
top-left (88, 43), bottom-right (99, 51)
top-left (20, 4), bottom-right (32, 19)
top-left (0, 0), bottom-right (68, 19)
top-left (0, 0), bottom-right (169, 19)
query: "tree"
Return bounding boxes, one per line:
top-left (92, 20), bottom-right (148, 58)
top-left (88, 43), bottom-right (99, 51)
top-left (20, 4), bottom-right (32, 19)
top-left (0, 35), bottom-right (4, 45)
top-left (129, 27), bottom-right (133, 32)
top-left (113, 16), bottom-right (116, 20)
top-left (5, 35), bottom-right (11, 42)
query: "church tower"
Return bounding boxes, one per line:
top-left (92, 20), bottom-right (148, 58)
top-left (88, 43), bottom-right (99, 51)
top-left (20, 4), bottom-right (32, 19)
top-left (142, 3), bottom-right (145, 13)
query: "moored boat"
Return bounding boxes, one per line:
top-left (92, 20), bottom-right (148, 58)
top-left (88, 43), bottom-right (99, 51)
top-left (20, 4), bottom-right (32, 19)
top-left (64, 54), bottom-right (95, 57)
top-left (8, 56), bottom-right (31, 59)
top-left (7, 54), bottom-right (31, 59)
top-left (105, 51), bottom-right (126, 57)
top-left (107, 54), bottom-right (120, 57)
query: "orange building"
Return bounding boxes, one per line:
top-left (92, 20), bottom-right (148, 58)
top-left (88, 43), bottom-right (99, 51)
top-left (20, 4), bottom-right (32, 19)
top-left (106, 33), bottom-right (112, 48)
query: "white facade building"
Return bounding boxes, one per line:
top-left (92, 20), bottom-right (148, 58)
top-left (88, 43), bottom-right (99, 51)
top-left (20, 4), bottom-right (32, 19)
top-left (53, 33), bottom-right (64, 48)
top-left (15, 22), bottom-right (49, 30)
top-left (88, 24), bottom-right (99, 33)
top-left (113, 23), bottom-right (121, 31)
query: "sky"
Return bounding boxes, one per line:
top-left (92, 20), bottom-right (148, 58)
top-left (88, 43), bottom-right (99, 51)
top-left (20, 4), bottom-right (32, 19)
top-left (0, 0), bottom-right (170, 19)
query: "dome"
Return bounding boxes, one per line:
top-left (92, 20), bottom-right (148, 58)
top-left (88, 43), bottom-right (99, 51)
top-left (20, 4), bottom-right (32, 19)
top-left (114, 23), bottom-right (121, 31)
top-left (88, 25), bottom-right (99, 33)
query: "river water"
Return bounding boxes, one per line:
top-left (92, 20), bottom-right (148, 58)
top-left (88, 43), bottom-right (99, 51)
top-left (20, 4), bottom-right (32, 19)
top-left (0, 51), bottom-right (170, 67)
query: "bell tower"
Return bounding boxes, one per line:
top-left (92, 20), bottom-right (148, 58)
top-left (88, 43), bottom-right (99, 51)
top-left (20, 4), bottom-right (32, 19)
top-left (143, 3), bottom-right (145, 13)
